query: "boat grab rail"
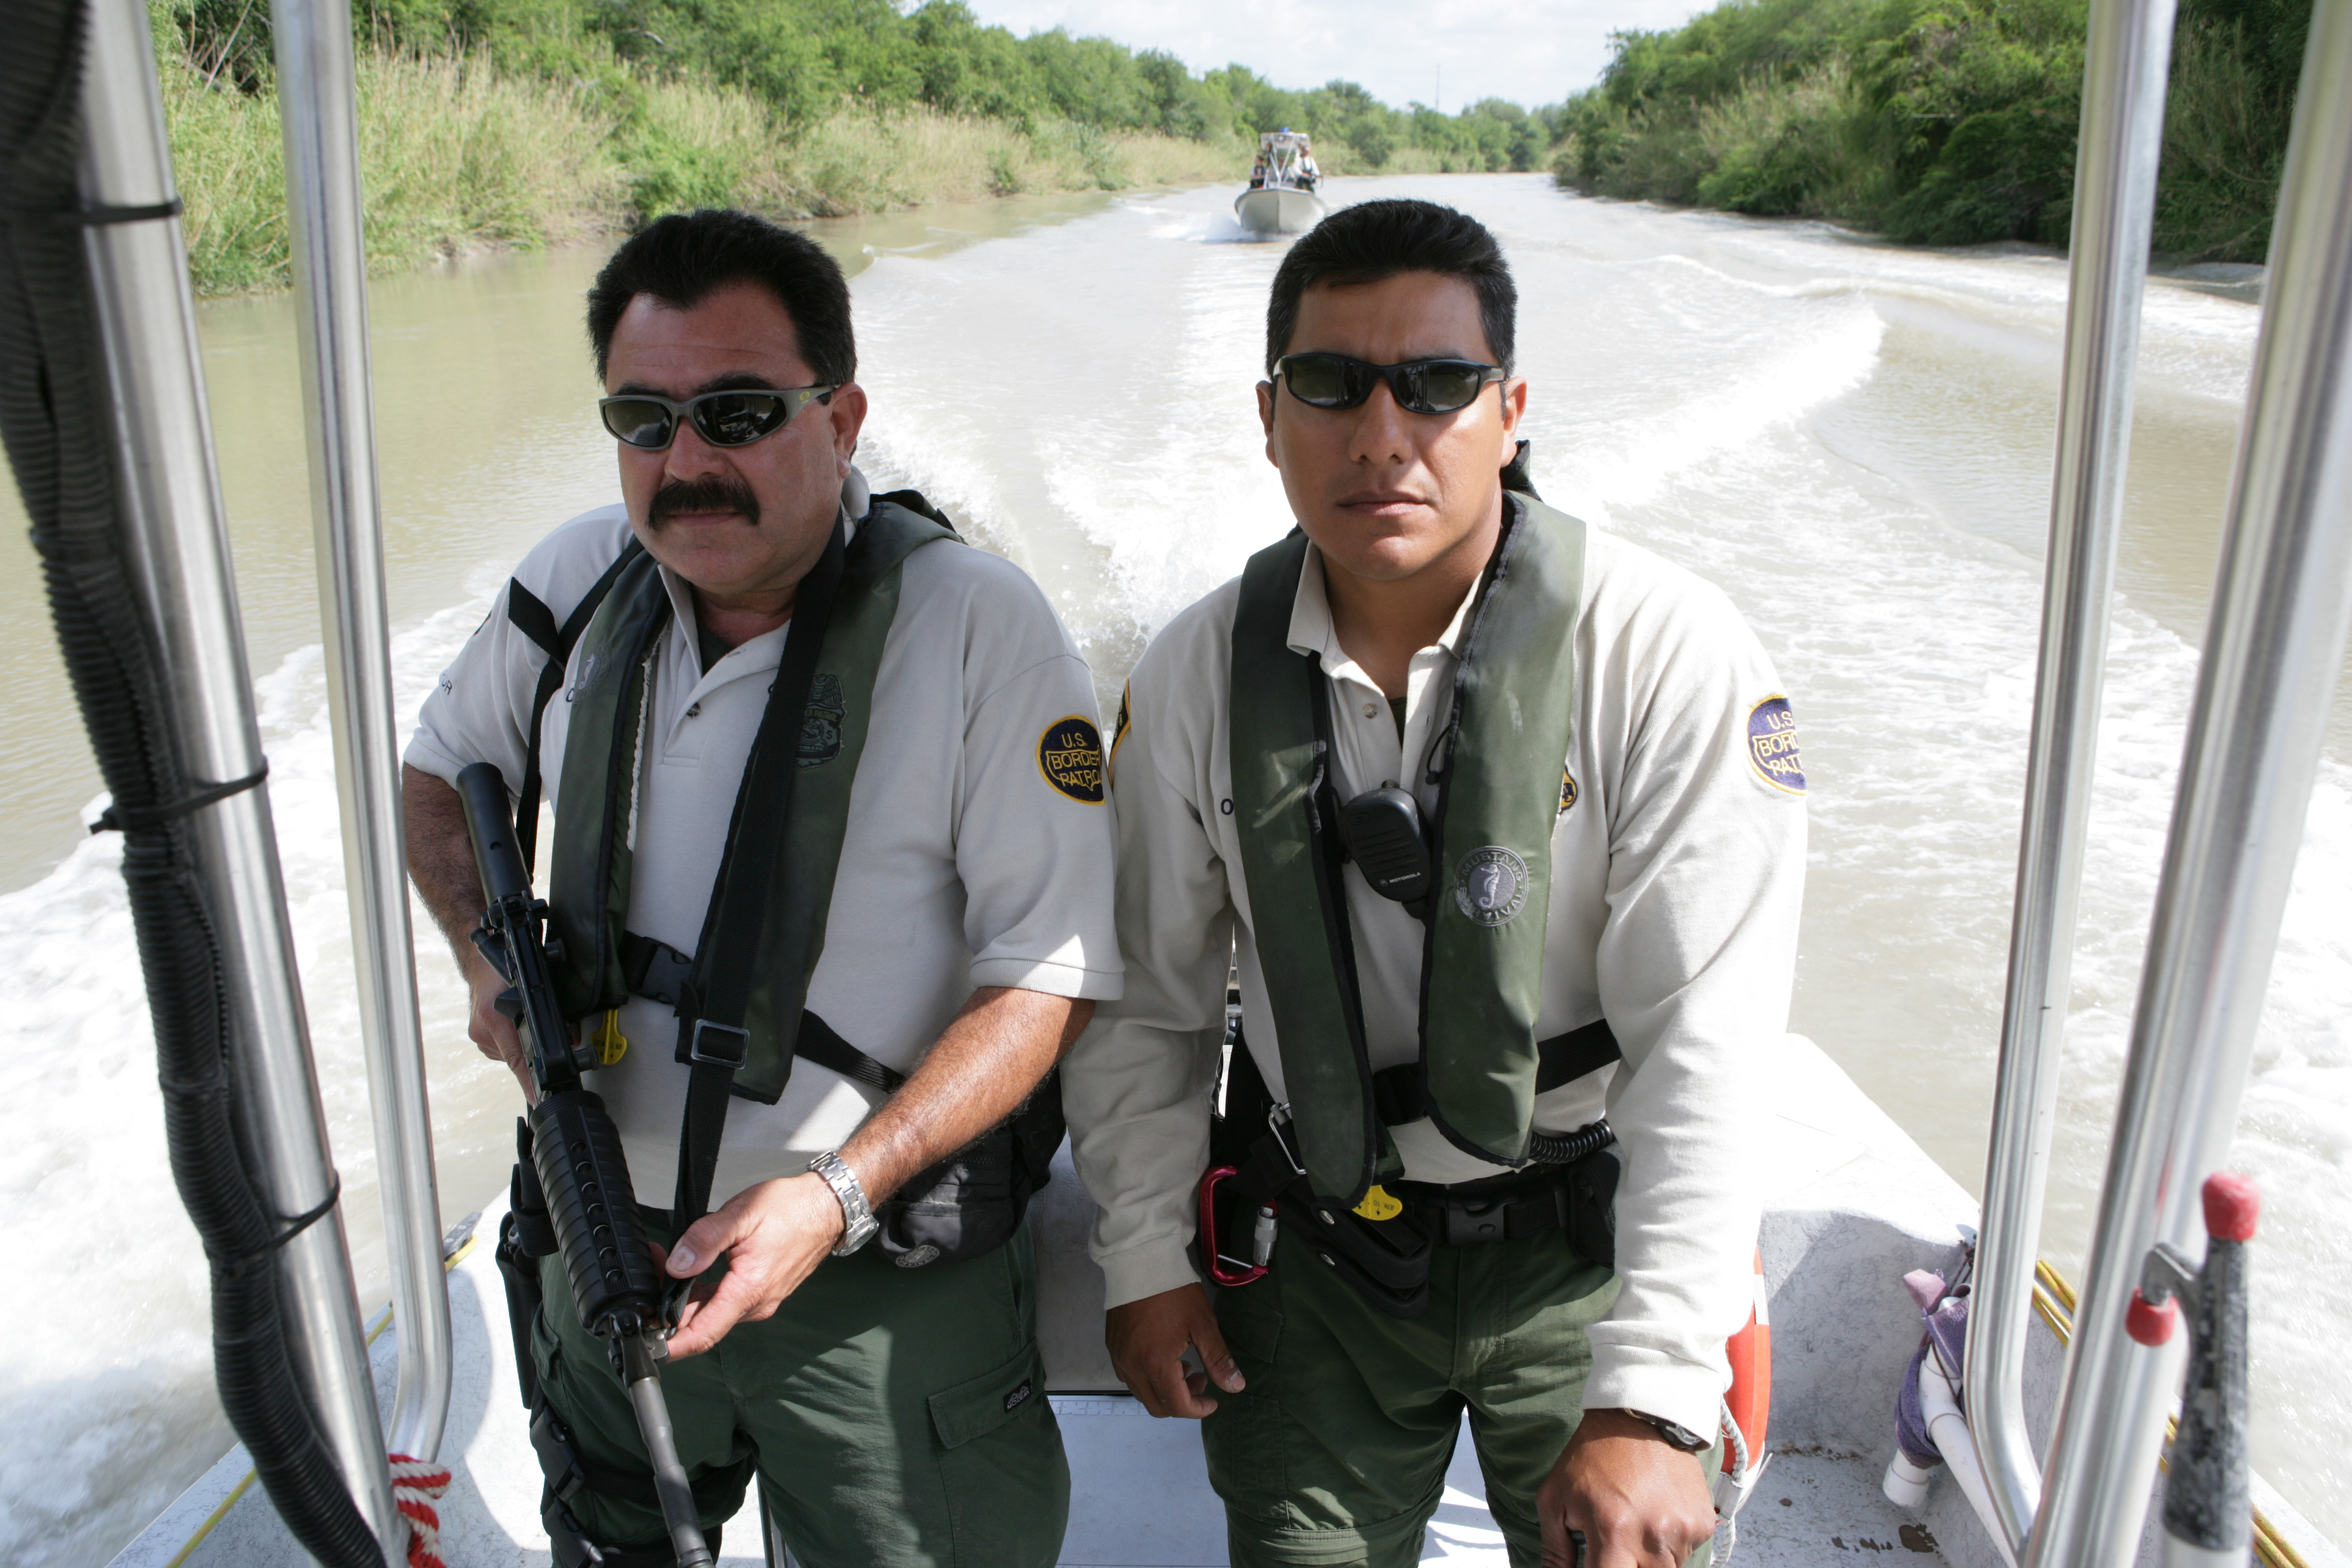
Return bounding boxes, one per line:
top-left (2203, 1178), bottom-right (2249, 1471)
top-left (2022, 0), bottom-right (2352, 1559)
top-left (268, 0), bottom-right (454, 1467)
top-left (1967, 0), bottom-right (2180, 1549)
top-left (76, 0), bottom-right (403, 1552)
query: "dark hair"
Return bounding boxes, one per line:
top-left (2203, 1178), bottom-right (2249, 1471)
top-left (586, 208), bottom-right (855, 385)
top-left (1264, 200), bottom-right (1516, 375)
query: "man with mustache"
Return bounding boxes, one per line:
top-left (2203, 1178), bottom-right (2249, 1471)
top-left (1065, 200), bottom-right (1805, 1568)
top-left (401, 209), bottom-right (1119, 1567)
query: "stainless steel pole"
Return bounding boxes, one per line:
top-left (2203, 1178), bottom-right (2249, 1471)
top-left (270, 0), bottom-right (452, 1465)
top-left (1967, 0), bottom-right (2178, 1549)
top-left (75, 0), bottom-right (401, 1557)
top-left (2026, 0), bottom-right (2352, 1559)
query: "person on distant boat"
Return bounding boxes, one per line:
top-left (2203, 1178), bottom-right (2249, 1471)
top-left (1251, 151), bottom-right (1269, 189)
top-left (1297, 140), bottom-right (1320, 190)
top-left (400, 208), bottom-right (1119, 1568)
top-left (1065, 199), bottom-right (1805, 1568)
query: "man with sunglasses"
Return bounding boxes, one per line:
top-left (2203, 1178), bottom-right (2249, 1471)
top-left (400, 209), bottom-right (1119, 1567)
top-left (1065, 200), bottom-right (1807, 1568)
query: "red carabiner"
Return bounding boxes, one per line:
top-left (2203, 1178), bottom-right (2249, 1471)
top-left (1198, 1165), bottom-right (1269, 1286)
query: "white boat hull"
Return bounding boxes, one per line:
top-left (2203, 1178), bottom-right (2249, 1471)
top-left (1235, 186), bottom-right (1324, 235)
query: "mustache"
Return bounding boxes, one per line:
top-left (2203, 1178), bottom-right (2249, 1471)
top-left (649, 475), bottom-right (760, 528)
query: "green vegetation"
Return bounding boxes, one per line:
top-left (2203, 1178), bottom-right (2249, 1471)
top-left (154, 0), bottom-right (1554, 294)
top-left (1548, 0), bottom-right (2311, 261)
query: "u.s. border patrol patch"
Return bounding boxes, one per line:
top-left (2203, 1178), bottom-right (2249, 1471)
top-left (1747, 696), bottom-right (1805, 793)
top-left (798, 672), bottom-right (845, 768)
top-left (1038, 715), bottom-right (1105, 803)
top-left (1454, 846), bottom-right (1529, 926)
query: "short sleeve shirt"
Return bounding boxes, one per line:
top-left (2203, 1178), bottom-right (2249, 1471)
top-left (406, 495), bottom-right (1123, 1202)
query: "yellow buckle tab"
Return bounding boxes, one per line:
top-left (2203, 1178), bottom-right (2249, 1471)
top-left (590, 1009), bottom-right (629, 1067)
top-left (1353, 1184), bottom-right (1403, 1222)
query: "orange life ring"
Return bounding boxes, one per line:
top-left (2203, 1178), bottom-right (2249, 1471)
top-left (1722, 1247), bottom-right (1771, 1479)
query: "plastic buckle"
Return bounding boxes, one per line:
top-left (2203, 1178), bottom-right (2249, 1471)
top-left (688, 1019), bottom-right (750, 1069)
top-left (1442, 1195), bottom-right (1511, 1247)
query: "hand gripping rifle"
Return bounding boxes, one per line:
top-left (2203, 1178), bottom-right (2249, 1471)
top-left (457, 762), bottom-right (714, 1568)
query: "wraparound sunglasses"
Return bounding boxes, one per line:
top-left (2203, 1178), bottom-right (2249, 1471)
top-left (598, 384), bottom-right (837, 450)
top-left (1275, 353), bottom-right (1507, 415)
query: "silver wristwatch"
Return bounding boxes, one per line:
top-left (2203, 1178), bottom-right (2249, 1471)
top-left (809, 1150), bottom-right (878, 1256)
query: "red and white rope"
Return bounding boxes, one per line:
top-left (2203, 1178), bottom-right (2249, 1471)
top-left (388, 1453), bottom-right (453, 1568)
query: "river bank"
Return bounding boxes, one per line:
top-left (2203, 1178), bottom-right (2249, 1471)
top-left (164, 43), bottom-right (1241, 294)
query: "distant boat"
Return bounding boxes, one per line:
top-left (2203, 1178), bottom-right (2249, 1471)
top-left (1236, 184), bottom-right (1324, 234)
top-left (1237, 128), bottom-right (1325, 234)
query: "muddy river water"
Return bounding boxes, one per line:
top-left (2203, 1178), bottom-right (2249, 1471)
top-left (0, 175), bottom-right (2344, 1564)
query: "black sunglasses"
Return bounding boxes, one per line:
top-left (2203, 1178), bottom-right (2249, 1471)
top-left (1274, 354), bottom-right (1506, 415)
top-left (598, 384), bottom-right (837, 450)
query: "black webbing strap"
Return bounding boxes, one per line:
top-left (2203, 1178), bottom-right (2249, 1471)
top-left (670, 520), bottom-right (848, 1230)
top-left (89, 764), bottom-right (267, 834)
top-left (2, 198), bottom-right (183, 227)
top-left (508, 539), bottom-right (645, 871)
top-left (1301, 656), bottom-right (1384, 1201)
top-left (795, 1012), bottom-right (906, 1095)
top-left (1368, 1017), bottom-right (1622, 1127)
top-left (618, 929), bottom-right (904, 1095)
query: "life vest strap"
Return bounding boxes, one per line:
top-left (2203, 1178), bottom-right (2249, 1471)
top-left (619, 927), bottom-right (909, 1100)
top-left (1368, 1017), bottom-right (1622, 1128)
top-left (506, 539), bottom-right (646, 872)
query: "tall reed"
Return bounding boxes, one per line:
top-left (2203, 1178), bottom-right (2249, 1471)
top-left (161, 43), bottom-right (1238, 294)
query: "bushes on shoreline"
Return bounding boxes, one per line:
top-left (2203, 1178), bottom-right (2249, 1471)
top-left (1552, 0), bottom-right (2311, 262)
top-left (157, 34), bottom-right (1237, 293)
top-left (153, 0), bottom-right (1549, 294)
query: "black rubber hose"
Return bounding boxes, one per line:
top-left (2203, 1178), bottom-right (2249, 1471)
top-left (0, 7), bottom-right (382, 1565)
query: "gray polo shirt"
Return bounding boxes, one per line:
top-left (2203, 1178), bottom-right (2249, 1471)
top-left (407, 481), bottom-right (1122, 1203)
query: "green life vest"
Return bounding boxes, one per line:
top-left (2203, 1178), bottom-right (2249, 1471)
top-left (544, 497), bottom-right (956, 1105)
top-left (1228, 490), bottom-right (1587, 1207)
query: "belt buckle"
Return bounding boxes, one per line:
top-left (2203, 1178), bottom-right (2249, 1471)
top-left (688, 1019), bottom-right (750, 1069)
top-left (1444, 1195), bottom-right (1510, 1247)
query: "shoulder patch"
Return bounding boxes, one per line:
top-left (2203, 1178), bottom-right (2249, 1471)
top-left (1038, 715), bottom-right (1106, 803)
top-left (1747, 696), bottom-right (1805, 794)
top-left (1560, 767), bottom-right (1578, 815)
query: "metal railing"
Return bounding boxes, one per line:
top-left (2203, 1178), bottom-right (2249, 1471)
top-left (2018, 0), bottom-right (2352, 1558)
top-left (270, 0), bottom-right (453, 1466)
top-left (1965, 0), bottom-right (2180, 1549)
top-left (77, 0), bottom-right (403, 1552)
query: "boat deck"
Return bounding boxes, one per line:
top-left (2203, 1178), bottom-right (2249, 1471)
top-left (109, 1037), bottom-right (2348, 1568)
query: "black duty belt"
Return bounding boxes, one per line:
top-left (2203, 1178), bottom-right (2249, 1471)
top-left (1209, 1037), bottom-right (1622, 1320)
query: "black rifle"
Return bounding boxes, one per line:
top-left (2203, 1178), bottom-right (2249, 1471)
top-left (458, 761), bottom-right (714, 1568)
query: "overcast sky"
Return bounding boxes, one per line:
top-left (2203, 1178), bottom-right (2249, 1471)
top-left (962, 0), bottom-right (1716, 114)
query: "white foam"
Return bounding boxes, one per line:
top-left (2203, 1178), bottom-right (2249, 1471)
top-left (6, 172), bottom-right (2345, 1565)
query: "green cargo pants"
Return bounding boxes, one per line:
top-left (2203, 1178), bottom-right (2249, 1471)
top-left (529, 1213), bottom-right (1069, 1568)
top-left (1201, 1225), bottom-right (1717, 1568)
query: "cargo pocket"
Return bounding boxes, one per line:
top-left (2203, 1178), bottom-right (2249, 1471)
top-left (927, 1345), bottom-right (1070, 1568)
top-left (1204, 1266), bottom-right (1291, 1526)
